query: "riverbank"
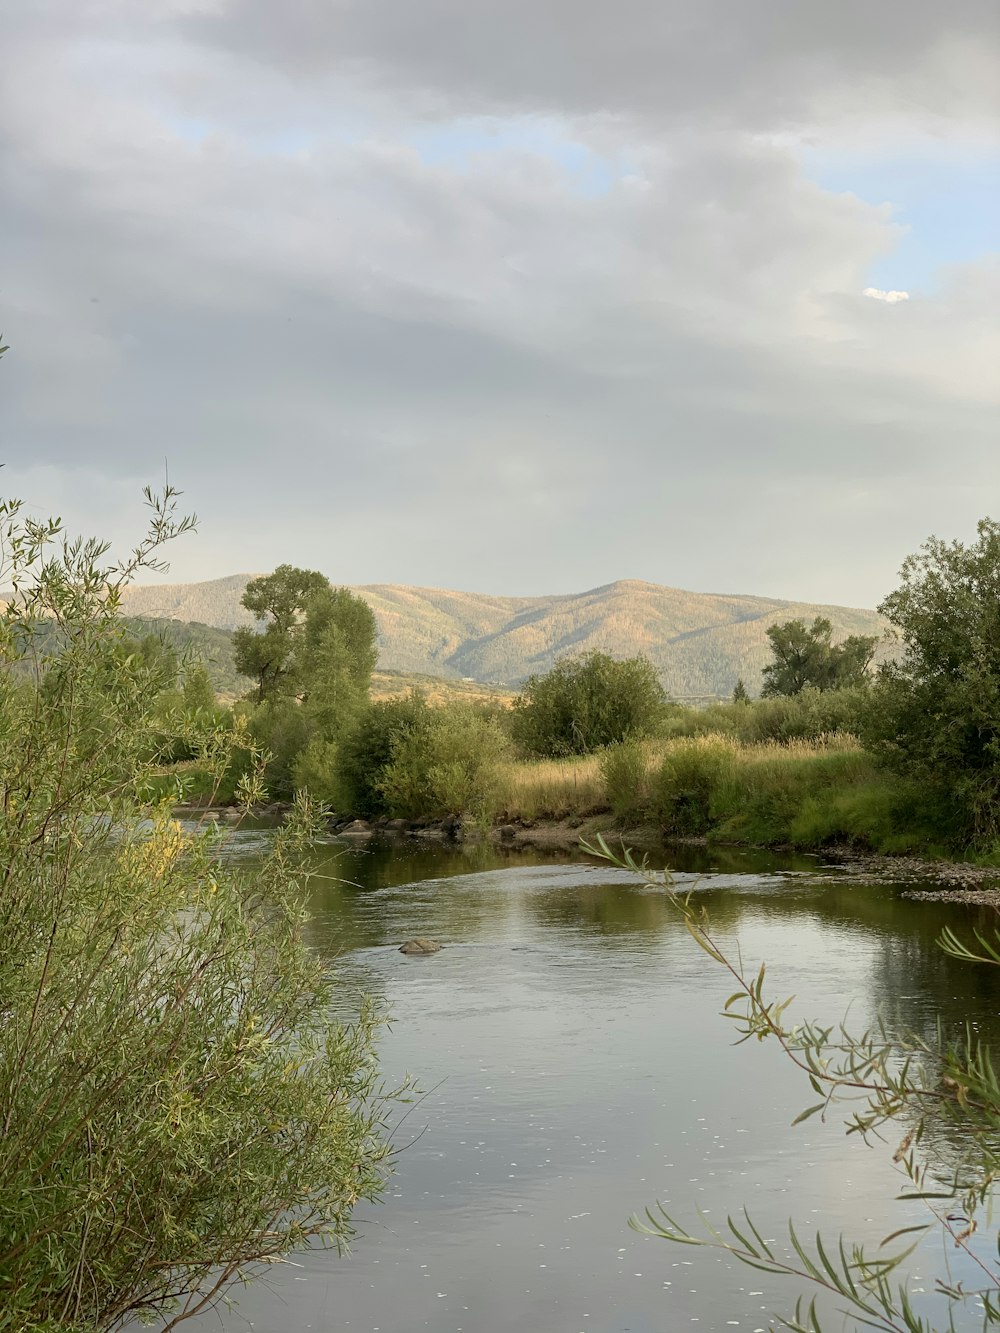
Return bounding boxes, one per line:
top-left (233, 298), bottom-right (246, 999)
top-left (322, 812), bottom-right (1000, 898)
top-left (166, 732), bottom-right (995, 881)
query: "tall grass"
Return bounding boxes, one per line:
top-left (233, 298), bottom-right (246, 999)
top-left (498, 732), bottom-right (935, 854)
top-left (496, 754), bottom-right (606, 820)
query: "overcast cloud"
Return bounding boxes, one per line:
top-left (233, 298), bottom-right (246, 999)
top-left (1, 0), bottom-right (998, 604)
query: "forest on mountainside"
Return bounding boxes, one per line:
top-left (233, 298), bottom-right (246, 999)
top-left (117, 576), bottom-right (887, 698)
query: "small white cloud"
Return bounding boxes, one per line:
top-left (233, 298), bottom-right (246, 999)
top-left (863, 286), bottom-right (910, 303)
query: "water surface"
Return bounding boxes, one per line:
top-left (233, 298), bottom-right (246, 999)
top-left (176, 834), bottom-right (1000, 1333)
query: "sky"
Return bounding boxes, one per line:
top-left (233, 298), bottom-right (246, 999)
top-left (1, 1), bottom-right (998, 607)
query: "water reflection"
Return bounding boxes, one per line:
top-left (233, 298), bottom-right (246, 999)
top-left (159, 833), bottom-right (1000, 1333)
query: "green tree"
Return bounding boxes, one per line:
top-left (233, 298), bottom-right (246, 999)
top-left (732, 677), bottom-right (750, 704)
top-left (333, 692), bottom-right (431, 818)
top-left (234, 569), bottom-right (378, 797)
top-left (378, 703), bottom-right (511, 824)
top-left (762, 617), bottom-right (876, 697)
top-left (0, 491), bottom-right (395, 1332)
top-left (863, 517), bottom-right (1000, 845)
top-left (511, 651), bottom-right (666, 757)
top-left (299, 585), bottom-right (378, 740)
top-left (181, 662), bottom-right (216, 714)
top-left (233, 564), bottom-right (330, 703)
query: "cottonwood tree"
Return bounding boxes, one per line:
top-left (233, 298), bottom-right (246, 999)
top-left (234, 567), bottom-right (379, 797)
top-left (762, 617), bottom-right (877, 697)
top-left (233, 564), bottom-right (331, 703)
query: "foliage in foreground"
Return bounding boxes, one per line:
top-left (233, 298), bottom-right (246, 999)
top-left (0, 493), bottom-right (395, 1332)
top-left (588, 836), bottom-right (1000, 1332)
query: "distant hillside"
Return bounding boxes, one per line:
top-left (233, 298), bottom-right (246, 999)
top-left (121, 618), bottom-right (249, 697)
top-left (119, 576), bottom-right (889, 699)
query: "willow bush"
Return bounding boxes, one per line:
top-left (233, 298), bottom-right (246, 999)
top-left (0, 491), bottom-right (395, 1332)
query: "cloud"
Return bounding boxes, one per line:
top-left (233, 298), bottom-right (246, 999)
top-left (0, 1), bottom-right (997, 609)
top-left (187, 0), bottom-right (1000, 138)
top-left (863, 287), bottom-right (911, 302)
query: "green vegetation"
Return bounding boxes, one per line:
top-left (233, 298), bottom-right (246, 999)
top-left (122, 617), bottom-right (249, 696)
top-left (659, 684), bottom-right (870, 745)
top-left (233, 565), bottom-right (376, 707)
top-left (594, 838), bottom-right (1000, 1330)
top-left (331, 693), bottom-right (510, 824)
top-left (511, 650), bottom-right (666, 757)
top-left (230, 567), bottom-right (378, 799)
top-left (861, 518), bottom-right (1000, 849)
top-left (761, 615), bottom-right (878, 695)
top-left (137, 517), bottom-right (1000, 868)
top-left (0, 490), bottom-right (394, 1331)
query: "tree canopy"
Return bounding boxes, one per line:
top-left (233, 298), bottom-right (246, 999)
top-left (233, 565), bottom-right (332, 703)
top-left (233, 568), bottom-right (379, 796)
top-left (862, 517), bottom-right (1000, 843)
top-left (761, 616), bottom-right (877, 697)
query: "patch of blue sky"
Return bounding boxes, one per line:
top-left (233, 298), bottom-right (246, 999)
top-left (163, 113), bottom-right (320, 156)
top-left (407, 117), bottom-right (623, 197)
top-left (803, 145), bottom-right (1000, 294)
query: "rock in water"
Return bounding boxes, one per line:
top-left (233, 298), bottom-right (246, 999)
top-left (398, 938), bottom-right (442, 955)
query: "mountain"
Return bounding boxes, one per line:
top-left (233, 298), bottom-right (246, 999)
top-left (118, 576), bottom-right (887, 699)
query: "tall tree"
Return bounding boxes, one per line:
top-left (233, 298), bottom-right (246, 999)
top-left (299, 586), bottom-right (379, 742)
top-left (761, 617), bottom-right (876, 697)
top-left (235, 568), bottom-right (379, 797)
top-left (233, 565), bottom-right (330, 703)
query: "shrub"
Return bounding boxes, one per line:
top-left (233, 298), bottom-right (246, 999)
top-left (0, 490), bottom-right (394, 1332)
top-left (600, 738), bottom-right (651, 820)
top-left (650, 737), bottom-right (739, 834)
top-left (333, 692), bottom-right (432, 818)
top-left (378, 704), bottom-right (511, 824)
top-left (861, 517), bottom-right (1000, 846)
top-left (511, 651), bottom-right (666, 757)
top-left (654, 688), bottom-right (867, 747)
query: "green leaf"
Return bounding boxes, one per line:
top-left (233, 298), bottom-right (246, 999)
top-left (790, 1103), bottom-right (826, 1126)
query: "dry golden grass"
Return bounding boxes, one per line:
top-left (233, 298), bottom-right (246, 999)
top-left (496, 732), bottom-right (864, 822)
top-left (496, 755), bottom-right (606, 820)
top-left (369, 670), bottom-right (515, 709)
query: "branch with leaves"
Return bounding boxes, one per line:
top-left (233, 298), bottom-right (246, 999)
top-left (583, 835), bottom-right (1000, 1332)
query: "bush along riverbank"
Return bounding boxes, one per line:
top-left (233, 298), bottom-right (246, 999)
top-left (165, 730), bottom-right (989, 868)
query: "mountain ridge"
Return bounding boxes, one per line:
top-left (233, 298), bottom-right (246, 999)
top-left (118, 575), bottom-right (888, 699)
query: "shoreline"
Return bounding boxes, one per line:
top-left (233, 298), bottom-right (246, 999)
top-left (177, 802), bottom-right (1000, 903)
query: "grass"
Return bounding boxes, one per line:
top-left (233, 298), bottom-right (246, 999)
top-left (369, 670), bottom-right (515, 710)
top-left (151, 723), bottom-right (949, 860)
top-left (495, 733), bottom-right (940, 855)
top-left (496, 755), bottom-right (607, 820)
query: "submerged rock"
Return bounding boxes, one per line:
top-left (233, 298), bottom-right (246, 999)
top-left (399, 938), bottom-right (442, 955)
top-left (339, 819), bottom-right (373, 838)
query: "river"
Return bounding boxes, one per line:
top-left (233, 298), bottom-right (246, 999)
top-left (175, 831), bottom-right (1000, 1333)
